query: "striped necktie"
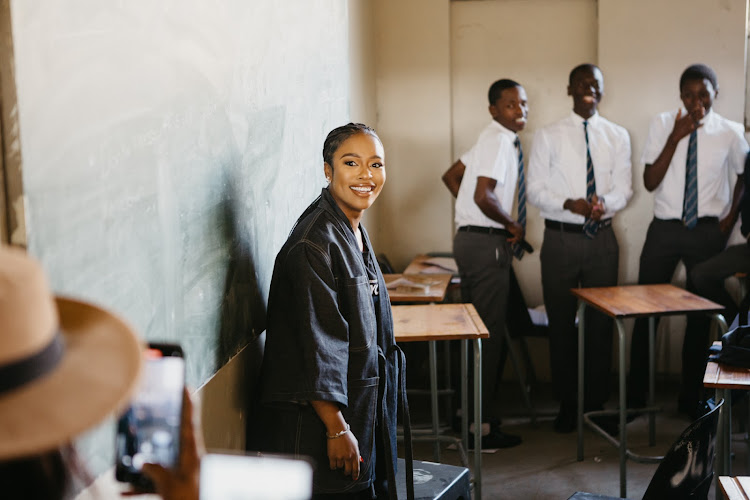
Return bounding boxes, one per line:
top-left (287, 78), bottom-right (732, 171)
top-left (582, 121), bottom-right (598, 239)
top-left (512, 137), bottom-right (526, 259)
top-left (683, 130), bottom-right (698, 229)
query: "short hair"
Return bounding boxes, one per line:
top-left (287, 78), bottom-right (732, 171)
top-left (568, 63), bottom-right (600, 86)
top-left (488, 79), bottom-right (521, 105)
top-left (680, 64), bottom-right (718, 91)
top-left (322, 123), bottom-right (381, 167)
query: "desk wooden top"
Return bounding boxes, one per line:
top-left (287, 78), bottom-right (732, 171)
top-left (403, 254), bottom-right (458, 276)
top-left (392, 303), bottom-right (489, 343)
top-left (571, 284), bottom-right (723, 319)
top-left (384, 273), bottom-right (452, 303)
top-left (704, 341), bottom-right (750, 390)
top-left (719, 476), bottom-right (750, 499)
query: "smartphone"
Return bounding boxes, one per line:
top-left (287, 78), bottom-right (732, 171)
top-left (115, 342), bottom-right (185, 489)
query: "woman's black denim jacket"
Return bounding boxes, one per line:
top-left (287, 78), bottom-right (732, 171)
top-left (261, 188), bottom-right (410, 497)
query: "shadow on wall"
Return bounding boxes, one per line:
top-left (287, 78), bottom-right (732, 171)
top-left (216, 178), bottom-right (267, 438)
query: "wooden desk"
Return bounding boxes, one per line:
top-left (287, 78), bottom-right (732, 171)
top-left (572, 284), bottom-right (725, 498)
top-left (384, 273), bottom-right (452, 303)
top-left (705, 341), bottom-right (750, 483)
top-left (403, 254), bottom-right (458, 276)
top-left (719, 476), bottom-right (750, 499)
top-left (392, 303), bottom-right (489, 499)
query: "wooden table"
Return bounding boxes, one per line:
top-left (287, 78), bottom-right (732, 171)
top-left (403, 254), bottom-right (458, 276)
top-left (392, 303), bottom-right (489, 499)
top-left (572, 284), bottom-right (726, 498)
top-left (704, 341), bottom-right (750, 483)
top-left (384, 273), bottom-right (452, 303)
top-left (719, 476), bottom-right (750, 499)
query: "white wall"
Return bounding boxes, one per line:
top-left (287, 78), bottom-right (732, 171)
top-left (371, 0), bottom-right (453, 268)
top-left (372, 0), bottom-right (748, 378)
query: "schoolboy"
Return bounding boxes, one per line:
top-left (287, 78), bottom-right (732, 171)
top-left (526, 64), bottom-right (632, 433)
top-left (691, 155), bottom-right (749, 326)
top-left (441, 78), bottom-right (527, 448)
top-left (629, 64), bottom-right (749, 419)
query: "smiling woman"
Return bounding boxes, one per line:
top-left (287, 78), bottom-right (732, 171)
top-left (323, 125), bottom-right (386, 248)
top-left (258, 123), bottom-right (413, 500)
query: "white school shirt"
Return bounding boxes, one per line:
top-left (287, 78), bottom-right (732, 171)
top-left (527, 111), bottom-right (632, 224)
top-left (641, 108), bottom-right (748, 220)
top-left (454, 120), bottom-right (520, 229)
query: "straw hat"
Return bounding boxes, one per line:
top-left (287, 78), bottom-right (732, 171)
top-left (0, 246), bottom-right (143, 460)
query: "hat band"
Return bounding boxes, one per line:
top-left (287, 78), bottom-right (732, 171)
top-left (0, 332), bottom-right (65, 395)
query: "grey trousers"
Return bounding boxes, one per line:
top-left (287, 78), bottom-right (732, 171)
top-left (453, 230), bottom-right (512, 420)
top-left (691, 239), bottom-right (750, 325)
top-left (629, 218), bottom-right (724, 404)
top-left (540, 224), bottom-right (619, 411)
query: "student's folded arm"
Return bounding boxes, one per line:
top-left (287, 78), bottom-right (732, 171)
top-left (442, 160), bottom-right (466, 198)
top-left (600, 130), bottom-right (633, 215)
top-left (526, 130), bottom-right (566, 213)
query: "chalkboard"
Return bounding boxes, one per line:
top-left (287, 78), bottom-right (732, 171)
top-left (10, 0), bottom-right (349, 476)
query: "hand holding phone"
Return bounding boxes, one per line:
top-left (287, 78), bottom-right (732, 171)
top-left (115, 343), bottom-right (185, 490)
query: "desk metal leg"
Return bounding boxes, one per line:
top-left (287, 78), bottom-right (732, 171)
top-left (444, 341), bottom-right (452, 425)
top-left (577, 300), bottom-right (586, 461)
top-left (428, 340), bottom-right (440, 462)
top-left (461, 340), bottom-right (468, 458)
top-left (473, 338), bottom-right (482, 500)
top-left (725, 388), bottom-right (732, 476)
top-left (616, 318), bottom-right (628, 499)
top-left (648, 317), bottom-right (656, 446)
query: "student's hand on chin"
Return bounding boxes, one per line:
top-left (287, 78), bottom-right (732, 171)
top-left (672, 109), bottom-right (703, 141)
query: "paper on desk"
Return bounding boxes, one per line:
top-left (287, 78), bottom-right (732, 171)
top-left (385, 276), bottom-right (439, 291)
top-left (421, 257), bottom-right (458, 273)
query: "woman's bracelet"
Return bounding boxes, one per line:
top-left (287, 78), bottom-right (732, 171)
top-left (326, 423), bottom-right (350, 439)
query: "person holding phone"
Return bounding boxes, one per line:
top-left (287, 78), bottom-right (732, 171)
top-left (0, 246), bottom-right (203, 500)
top-left (259, 123), bottom-right (412, 500)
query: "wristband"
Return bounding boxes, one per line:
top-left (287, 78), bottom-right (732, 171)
top-left (326, 423), bottom-right (350, 439)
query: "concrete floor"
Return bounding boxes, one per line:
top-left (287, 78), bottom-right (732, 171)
top-left (403, 378), bottom-right (749, 500)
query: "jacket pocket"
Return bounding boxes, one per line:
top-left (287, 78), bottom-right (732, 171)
top-left (340, 275), bottom-right (377, 352)
top-left (299, 376), bottom-right (380, 494)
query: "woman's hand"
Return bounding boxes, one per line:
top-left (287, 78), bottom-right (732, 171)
top-left (140, 387), bottom-right (204, 500)
top-left (310, 400), bottom-right (361, 481)
top-left (327, 428), bottom-right (361, 480)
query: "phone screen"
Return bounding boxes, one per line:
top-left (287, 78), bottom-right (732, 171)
top-left (115, 343), bottom-right (185, 487)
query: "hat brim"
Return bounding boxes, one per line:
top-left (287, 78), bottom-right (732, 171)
top-left (0, 297), bottom-right (143, 460)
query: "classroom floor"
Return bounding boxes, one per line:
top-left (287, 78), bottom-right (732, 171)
top-left (403, 377), bottom-right (749, 500)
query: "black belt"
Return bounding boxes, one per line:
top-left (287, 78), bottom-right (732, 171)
top-left (657, 216), bottom-right (719, 225)
top-left (457, 225), bottom-right (513, 237)
top-left (544, 218), bottom-right (612, 233)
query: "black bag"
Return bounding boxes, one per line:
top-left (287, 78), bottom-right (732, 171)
top-left (715, 325), bottom-right (750, 368)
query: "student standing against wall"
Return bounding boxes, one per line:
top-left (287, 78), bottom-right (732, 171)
top-left (628, 64), bottom-right (749, 419)
top-left (442, 79), bottom-right (528, 449)
top-left (527, 64), bottom-right (632, 434)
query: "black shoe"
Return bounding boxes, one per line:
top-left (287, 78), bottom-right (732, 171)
top-left (468, 428), bottom-right (522, 449)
